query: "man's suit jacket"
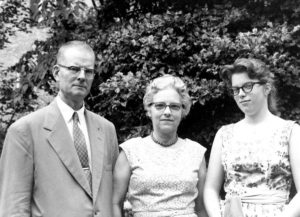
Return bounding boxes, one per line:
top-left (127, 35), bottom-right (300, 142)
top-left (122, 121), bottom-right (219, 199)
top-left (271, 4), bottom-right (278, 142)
top-left (0, 100), bottom-right (119, 217)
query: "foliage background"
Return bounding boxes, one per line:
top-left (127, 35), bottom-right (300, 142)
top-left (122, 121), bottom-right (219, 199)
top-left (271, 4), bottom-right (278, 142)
top-left (1, 0), bottom-right (300, 170)
top-left (0, 0), bottom-right (299, 213)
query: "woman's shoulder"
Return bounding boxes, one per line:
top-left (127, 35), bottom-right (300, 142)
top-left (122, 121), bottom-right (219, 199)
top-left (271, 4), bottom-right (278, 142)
top-left (180, 138), bottom-right (206, 162)
top-left (119, 136), bottom-right (149, 161)
top-left (215, 122), bottom-right (237, 136)
top-left (280, 117), bottom-right (299, 135)
top-left (181, 138), bottom-right (206, 152)
top-left (270, 115), bottom-right (297, 130)
top-left (120, 136), bottom-right (145, 149)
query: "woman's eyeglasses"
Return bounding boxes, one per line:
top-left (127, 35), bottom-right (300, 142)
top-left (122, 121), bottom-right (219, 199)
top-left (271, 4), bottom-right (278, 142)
top-left (230, 81), bottom-right (265, 96)
top-left (151, 102), bottom-right (183, 111)
top-left (58, 64), bottom-right (95, 79)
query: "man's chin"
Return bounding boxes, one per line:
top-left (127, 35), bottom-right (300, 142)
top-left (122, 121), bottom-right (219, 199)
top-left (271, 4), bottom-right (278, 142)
top-left (72, 89), bottom-right (88, 96)
top-left (71, 92), bottom-right (88, 101)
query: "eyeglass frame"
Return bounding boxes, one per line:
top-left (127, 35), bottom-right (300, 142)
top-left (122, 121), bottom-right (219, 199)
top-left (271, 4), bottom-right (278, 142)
top-left (230, 81), bottom-right (266, 96)
top-left (150, 102), bottom-right (183, 112)
top-left (57, 64), bottom-right (95, 79)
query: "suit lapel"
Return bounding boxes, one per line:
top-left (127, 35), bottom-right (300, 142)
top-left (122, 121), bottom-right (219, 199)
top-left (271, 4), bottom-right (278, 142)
top-left (44, 101), bottom-right (92, 197)
top-left (85, 111), bottom-right (104, 203)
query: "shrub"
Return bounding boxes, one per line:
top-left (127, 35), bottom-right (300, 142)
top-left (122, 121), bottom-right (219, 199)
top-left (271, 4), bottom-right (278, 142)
top-left (1, 2), bottom-right (299, 152)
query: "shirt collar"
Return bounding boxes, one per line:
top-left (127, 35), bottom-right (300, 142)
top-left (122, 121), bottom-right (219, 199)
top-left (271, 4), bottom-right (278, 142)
top-left (56, 96), bottom-right (85, 123)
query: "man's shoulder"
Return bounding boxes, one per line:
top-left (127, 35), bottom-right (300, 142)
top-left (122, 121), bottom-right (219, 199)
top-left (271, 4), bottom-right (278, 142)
top-left (10, 103), bottom-right (53, 128)
top-left (86, 110), bottom-right (115, 127)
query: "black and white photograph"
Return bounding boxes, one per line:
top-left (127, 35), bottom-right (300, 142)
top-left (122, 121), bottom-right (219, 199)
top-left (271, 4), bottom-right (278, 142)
top-left (0, 0), bottom-right (300, 216)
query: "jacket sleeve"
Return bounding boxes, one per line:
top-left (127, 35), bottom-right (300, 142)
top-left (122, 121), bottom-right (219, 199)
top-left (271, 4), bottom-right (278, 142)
top-left (110, 124), bottom-right (119, 169)
top-left (0, 123), bottom-right (33, 217)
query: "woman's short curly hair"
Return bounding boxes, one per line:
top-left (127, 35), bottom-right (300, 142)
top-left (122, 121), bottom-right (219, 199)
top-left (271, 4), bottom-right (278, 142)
top-left (221, 58), bottom-right (277, 114)
top-left (143, 75), bottom-right (192, 118)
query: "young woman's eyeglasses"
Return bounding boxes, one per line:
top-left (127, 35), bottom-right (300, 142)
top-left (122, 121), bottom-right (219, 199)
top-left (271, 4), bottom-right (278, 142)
top-left (151, 102), bottom-right (182, 111)
top-left (58, 64), bottom-right (95, 79)
top-left (230, 81), bottom-right (265, 96)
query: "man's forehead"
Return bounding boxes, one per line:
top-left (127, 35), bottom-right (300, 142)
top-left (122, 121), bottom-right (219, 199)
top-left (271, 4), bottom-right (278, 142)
top-left (58, 45), bottom-right (95, 62)
top-left (61, 44), bottom-right (93, 54)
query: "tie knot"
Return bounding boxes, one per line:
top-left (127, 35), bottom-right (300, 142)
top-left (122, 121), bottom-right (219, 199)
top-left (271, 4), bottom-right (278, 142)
top-left (73, 112), bottom-right (79, 123)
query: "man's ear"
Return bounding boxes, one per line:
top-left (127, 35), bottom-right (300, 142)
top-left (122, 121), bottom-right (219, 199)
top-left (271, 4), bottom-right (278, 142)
top-left (146, 110), bottom-right (151, 118)
top-left (53, 65), bottom-right (59, 81)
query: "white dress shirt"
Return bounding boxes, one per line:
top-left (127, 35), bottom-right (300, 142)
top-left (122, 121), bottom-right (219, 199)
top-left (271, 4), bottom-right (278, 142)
top-left (56, 96), bottom-right (92, 169)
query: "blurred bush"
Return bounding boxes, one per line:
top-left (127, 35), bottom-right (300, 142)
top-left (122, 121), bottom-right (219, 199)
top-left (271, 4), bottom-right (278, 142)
top-left (1, 0), bottom-right (299, 153)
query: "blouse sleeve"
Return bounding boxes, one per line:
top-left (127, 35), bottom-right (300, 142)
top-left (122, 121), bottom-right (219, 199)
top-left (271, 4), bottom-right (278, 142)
top-left (119, 137), bottom-right (142, 169)
top-left (184, 138), bottom-right (207, 165)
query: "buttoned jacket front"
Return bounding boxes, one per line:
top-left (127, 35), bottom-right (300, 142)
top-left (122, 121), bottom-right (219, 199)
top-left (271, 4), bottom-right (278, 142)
top-left (0, 100), bottom-right (119, 217)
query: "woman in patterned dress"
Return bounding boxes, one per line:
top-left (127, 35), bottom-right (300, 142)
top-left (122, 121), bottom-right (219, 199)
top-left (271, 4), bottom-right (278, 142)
top-left (204, 58), bottom-right (300, 217)
top-left (113, 75), bottom-right (208, 217)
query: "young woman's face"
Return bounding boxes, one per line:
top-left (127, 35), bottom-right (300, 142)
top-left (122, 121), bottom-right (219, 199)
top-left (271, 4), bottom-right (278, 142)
top-left (231, 72), bottom-right (268, 117)
top-left (148, 88), bottom-right (183, 135)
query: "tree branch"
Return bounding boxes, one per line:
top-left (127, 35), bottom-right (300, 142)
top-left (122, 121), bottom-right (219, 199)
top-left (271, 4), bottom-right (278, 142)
top-left (91, 0), bottom-right (98, 9)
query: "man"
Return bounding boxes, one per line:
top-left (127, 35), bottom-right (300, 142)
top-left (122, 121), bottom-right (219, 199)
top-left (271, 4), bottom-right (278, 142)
top-left (0, 41), bottom-right (119, 217)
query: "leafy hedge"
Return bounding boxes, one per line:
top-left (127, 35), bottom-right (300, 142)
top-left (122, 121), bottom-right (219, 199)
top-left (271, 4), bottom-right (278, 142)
top-left (89, 6), bottom-right (300, 146)
top-left (1, 1), bottom-right (300, 153)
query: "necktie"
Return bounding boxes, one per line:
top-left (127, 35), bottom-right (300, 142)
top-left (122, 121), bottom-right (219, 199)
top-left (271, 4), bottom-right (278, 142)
top-left (73, 112), bottom-right (92, 191)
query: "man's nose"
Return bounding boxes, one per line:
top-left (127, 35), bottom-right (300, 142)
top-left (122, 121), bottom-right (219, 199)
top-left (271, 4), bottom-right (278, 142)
top-left (77, 68), bottom-right (86, 79)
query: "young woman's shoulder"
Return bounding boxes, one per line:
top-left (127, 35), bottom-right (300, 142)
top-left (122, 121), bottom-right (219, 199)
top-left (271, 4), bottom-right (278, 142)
top-left (271, 115), bottom-right (297, 129)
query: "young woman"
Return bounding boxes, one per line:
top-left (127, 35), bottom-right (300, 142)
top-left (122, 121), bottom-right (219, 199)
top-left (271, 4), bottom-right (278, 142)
top-left (113, 75), bottom-right (208, 217)
top-left (204, 58), bottom-right (300, 217)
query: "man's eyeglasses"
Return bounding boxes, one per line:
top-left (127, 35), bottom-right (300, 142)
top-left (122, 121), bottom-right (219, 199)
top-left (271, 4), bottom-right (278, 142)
top-left (230, 81), bottom-right (265, 96)
top-left (150, 102), bottom-right (183, 112)
top-left (58, 64), bottom-right (95, 79)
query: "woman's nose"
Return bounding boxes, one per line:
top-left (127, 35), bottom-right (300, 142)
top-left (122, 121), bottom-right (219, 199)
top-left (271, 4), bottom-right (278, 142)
top-left (237, 88), bottom-right (246, 97)
top-left (163, 106), bottom-right (172, 115)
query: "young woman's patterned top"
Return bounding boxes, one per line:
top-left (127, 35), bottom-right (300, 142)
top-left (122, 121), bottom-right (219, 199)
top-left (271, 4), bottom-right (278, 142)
top-left (219, 119), bottom-right (295, 217)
